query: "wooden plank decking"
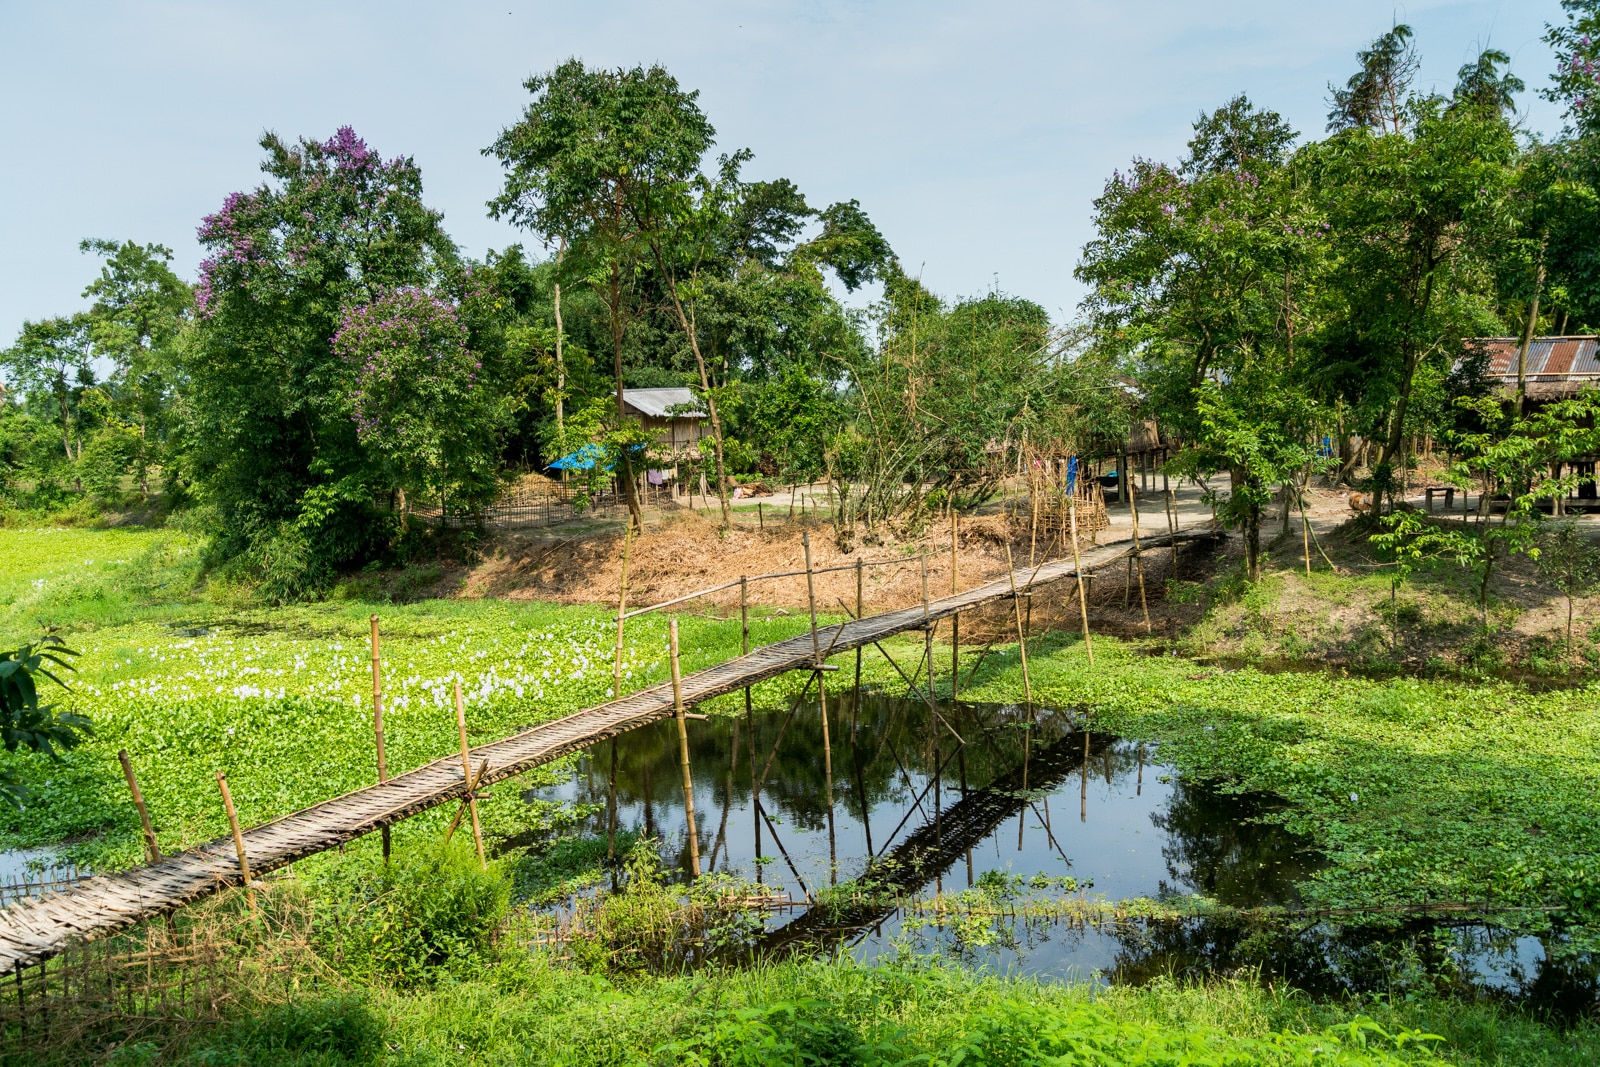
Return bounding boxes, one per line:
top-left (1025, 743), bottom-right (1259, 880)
top-left (0, 528), bottom-right (1218, 971)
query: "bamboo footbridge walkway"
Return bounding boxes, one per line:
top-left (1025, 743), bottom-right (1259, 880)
top-left (0, 526), bottom-right (1220, 971)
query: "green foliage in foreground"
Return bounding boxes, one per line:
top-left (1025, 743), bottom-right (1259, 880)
top-left (97, 952), bottom-right (1597, 1067)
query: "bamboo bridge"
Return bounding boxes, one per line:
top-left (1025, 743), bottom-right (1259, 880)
top-left (0, 527), bottom-right (1219, 971)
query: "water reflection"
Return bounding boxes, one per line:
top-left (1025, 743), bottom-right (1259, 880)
top-left (528, 690), bottom-right (1596, 1015)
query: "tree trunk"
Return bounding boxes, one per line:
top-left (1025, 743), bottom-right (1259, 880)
top-left (656, 256), bottom-right (731, 530)
top-left (1516, 239), bottom-right (1547, 414)
top-left (554, 241), bottom-right (568, 484)
top-left (609, 265), bottom-right (643, 532)
top-left (1378, 260), bottom-right (1440, 511)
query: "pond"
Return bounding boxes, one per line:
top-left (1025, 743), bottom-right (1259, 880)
top-left (528, 690), bottom-right (1596, 1015)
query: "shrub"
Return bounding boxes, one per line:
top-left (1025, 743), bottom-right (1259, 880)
top-left (309, 842), bottom-right (510, 986)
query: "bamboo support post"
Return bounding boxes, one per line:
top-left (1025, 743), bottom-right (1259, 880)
top-left (214, 773), bottom-right (255, 916)
top-left (668, 620), bottom-right (701, 879)
top-left (453, 682), bottom-right (486, 869)
top-left (1299, 482), bottom-right (1312, 576)
top-left (442, 759), bottom-right (489, 847)
top-left (1129, 485), bottom-right (1151, 633)
top-left (369, 615), bottom-right (391, 861)
top-left (802, 530), bottom-right (820, 664)
top-left (1003, 545), bottom-right (1034, 710)
top-left (118, 750), bottom-right (160, 865)
top-left (612, 520), bottom-right (634, 700)
top-left (1069, 486), bottom-right (1094, 664)
top-left (950, 511), bottom-right (960, 702)
top-left (604, 737), bottom-right (618, 861)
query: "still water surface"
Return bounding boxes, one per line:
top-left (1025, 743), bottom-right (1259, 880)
top-left (530, 691), bottom-right (1594, 1013)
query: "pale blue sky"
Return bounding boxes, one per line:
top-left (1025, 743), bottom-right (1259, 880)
top-left (0, 1), bottom-right (1561, 346)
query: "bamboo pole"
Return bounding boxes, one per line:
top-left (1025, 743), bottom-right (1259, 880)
top-left (1300, 481), bottom-right (1313, 577)
top-left (802, 530), bottom-right (820, 664)
top-left (442, 759), bottom-right (490, 847)
top-left (1069, 474), bottom-right (1094, 664)
top-left (118, 750), bottom-right (160, 865)
top-left (1003, 545), bottom-right (1033, 709)
top-left (611, 520), bottom-right (634, 700)
top-left (453, 682), bottom-right (486, 869)
top-left (668, 620), bottom-right (701, 879)
top-left (1167, 486), bottom-right (1181, 580)
top-left (1129, 484), bottom-right (1151, 633)
top-left (950, 511), bottom-right (960, 702)
top-left (369, 615), bottom-right (391, 861)
top-left (214, 773), bottom-right (255, 916)
top-left (606, 739), bottom-right (618, 862)
top-left (853, 558), bottom-right (864, 721)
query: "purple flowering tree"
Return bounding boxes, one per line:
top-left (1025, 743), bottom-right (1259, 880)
top-left (187, 126), bottom-right (464, 595)
top-left (334, 288), bottom-right (486, 519)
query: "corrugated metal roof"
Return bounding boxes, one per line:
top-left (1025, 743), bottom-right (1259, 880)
top-left (1474, 336), bottom-right (1600, 382)
top-left (619, 388), bottom-right (707, 419)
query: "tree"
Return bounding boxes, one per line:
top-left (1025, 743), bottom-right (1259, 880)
top-left (187, 126), bottom-right (461, 598)
top-left (0, 635), bottom-right (91, 810)
top-left (1, 315), bottom-right (94, 465)
top-left (1327, 24), bottom-right (1419, 134)
top-left (1452, 49), bottom-right (1525, 119)
top-left (1078, 95), bottom-right (1326, 579)
top-left (1537, 519), bottom-right (1600, 649)
top-left (333, 287), bottom-right (491, 521)
top-left (1183, 94), bottom-right (1297, 177)
top-left (1307, 96), bottom-right (1518, 506)
top-left (79, 239), bottom-right (191, 495)
top-left (487, 60), bottom-right (715, 532)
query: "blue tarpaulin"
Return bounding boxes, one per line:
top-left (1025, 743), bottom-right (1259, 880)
top-left (548, 444), bottom-right (610, 472)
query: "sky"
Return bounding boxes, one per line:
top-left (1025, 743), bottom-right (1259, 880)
top-left (0, 0), bottom-right (1565, 346)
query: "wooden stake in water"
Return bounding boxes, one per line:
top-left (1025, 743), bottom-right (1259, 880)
top-left (118, 750), bottom-right (160, 865)
top-left (668, 620), bottom-right (701, 879)
top-left (612, 520), bottom-right (634, 700)
top-left (606, 738), bottom-right (618, 862)
top-left (369, 615), bottom-right (391, 861)
top-left (853, 558), bottom-right (864, 721)
top-left (950, 511), bottom-right (960, 702)
top-left (1003, 545), bottom-right (1034, 711)
top-left (214, 772), bottom-right (256, 916)
top-left (740, 576), bottom-right (753, 721)
top-left (802, 530), bottom-right (820, 665)
top-left (453, 681), bottom-right (486, 869)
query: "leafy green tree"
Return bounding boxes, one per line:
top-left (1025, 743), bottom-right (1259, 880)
top-left (487, 60), bottom-right (713, 531)
top-left (333, 287), bottom-right (493, 521)
top-left (187, 127), bottom-right (460, 598)
top-left (1452, 49), bottom-right (1525, 119)
top-left (1078, 95), bottom-right (1324, 578)
top-left (1538, 519), bottom-right (1600, 648)
top-left (79, 239), bottom-right (191, 495)
top-left (1307, 96), bottom-right (1518, 505)
top-left (1326, 24), bottom-right (1419, 134)
top-left (1, 315), bottom-right (93, 465)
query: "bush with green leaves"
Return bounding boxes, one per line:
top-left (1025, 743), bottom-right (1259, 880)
top-left (307, 841), bottom-right (509, 986)
top-left (0, 634), bottom-right (91, 808)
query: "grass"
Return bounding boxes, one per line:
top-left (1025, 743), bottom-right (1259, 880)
top-left (0, 526), bottom-right (919, 870)
top-left (5, 524), bottom-right (1600, 1063)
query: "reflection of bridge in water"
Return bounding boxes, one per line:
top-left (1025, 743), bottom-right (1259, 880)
top-left (760, 726), bottom-right (1111, 956)
top-left (0, 530), bottom-right (1219, 971)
